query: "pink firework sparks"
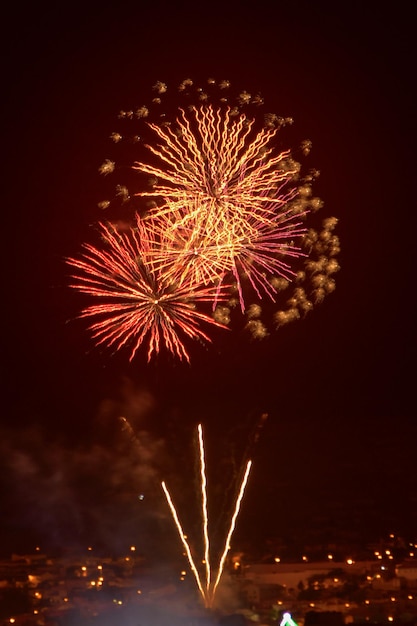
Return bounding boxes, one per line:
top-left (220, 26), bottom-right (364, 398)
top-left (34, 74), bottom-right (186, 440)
top-left (143, 196), bottom-right (307, 311)
top-left (67, 216), bottom-right (229, 363)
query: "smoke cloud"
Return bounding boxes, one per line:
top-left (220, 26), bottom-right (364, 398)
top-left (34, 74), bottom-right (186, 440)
top-left (0, 383), bottom-right (177, 557)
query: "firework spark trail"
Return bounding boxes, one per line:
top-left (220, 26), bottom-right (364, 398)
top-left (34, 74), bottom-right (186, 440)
top-left (225, 217), bottom-right (307, 309)
top-left (198, 424), bottom-right (211, 593)
top-left (143, 200), bottom-right (235, 288)
top-left (119, 416), bottom-right (137, 440)
top-left (133, 106), bottom-right (297, 215)
top-left (161, 481), bottom-right (207, 602)
top-left (210, 459), bottom-right (252, 602)
top-left (161, 425), bottom-right (252, 607)
top-left (145, 194), bottom-right (307, 310)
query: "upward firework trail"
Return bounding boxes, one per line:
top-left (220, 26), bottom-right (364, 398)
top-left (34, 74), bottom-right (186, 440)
top-left (198, 424), bottom-right (211, 593)
top-left (161, 481), bottom-right (207, 601)
top-left (211, 459), bottom-right (252, 600)
top-left (162, 424), bottom-right (252, 608)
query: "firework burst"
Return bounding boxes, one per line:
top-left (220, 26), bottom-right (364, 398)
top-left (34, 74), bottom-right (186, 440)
top-left (70, 78), bottom-right (339, 361)
top-left (67, 216), bottom-right (228, 362)
top-left (132, 105), bottom-right (298, 216)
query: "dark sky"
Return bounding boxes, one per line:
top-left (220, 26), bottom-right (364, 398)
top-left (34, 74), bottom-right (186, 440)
top-left (1, 2), bottom-right (416, 555)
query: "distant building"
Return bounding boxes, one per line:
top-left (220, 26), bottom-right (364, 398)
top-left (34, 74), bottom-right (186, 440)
top-left (242, 561), bottom-right (377, 590)
top-left (395, 561), bottom-right (417, 588)
top-left (305, 610), bottom-right (345, 626)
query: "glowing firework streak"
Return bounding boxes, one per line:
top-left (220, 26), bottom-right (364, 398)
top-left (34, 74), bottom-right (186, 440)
top-left (161, 481), bottom-right (206, 601)
top-left (211, 459), bottom-right (252, 600)
top-left (147, 197), bottom-right (307, 311)
top-left (133, 106), bottom-right (298, 215)
top-left (162, 425), bottom-right (252, 607)
top-left (198, 424), bottom-right (211, 593)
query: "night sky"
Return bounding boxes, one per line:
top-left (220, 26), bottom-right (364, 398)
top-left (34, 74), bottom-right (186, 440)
top-left (2, 2), bottom-right (416, 557)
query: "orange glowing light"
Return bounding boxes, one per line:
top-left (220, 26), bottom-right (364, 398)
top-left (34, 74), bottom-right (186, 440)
top-left (162, 424), bottom-right (252, 607)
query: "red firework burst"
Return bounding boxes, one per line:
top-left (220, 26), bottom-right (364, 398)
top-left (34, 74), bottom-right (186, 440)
top-left (67, 217), bottom-right (229, 362)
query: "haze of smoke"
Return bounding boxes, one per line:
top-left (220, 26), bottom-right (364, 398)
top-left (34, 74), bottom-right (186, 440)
top-left (0, 422), bottom-right (169, 555)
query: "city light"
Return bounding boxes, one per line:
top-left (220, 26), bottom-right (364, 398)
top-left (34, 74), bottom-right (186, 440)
top-left (3, 541), bottom-right (417, 623)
